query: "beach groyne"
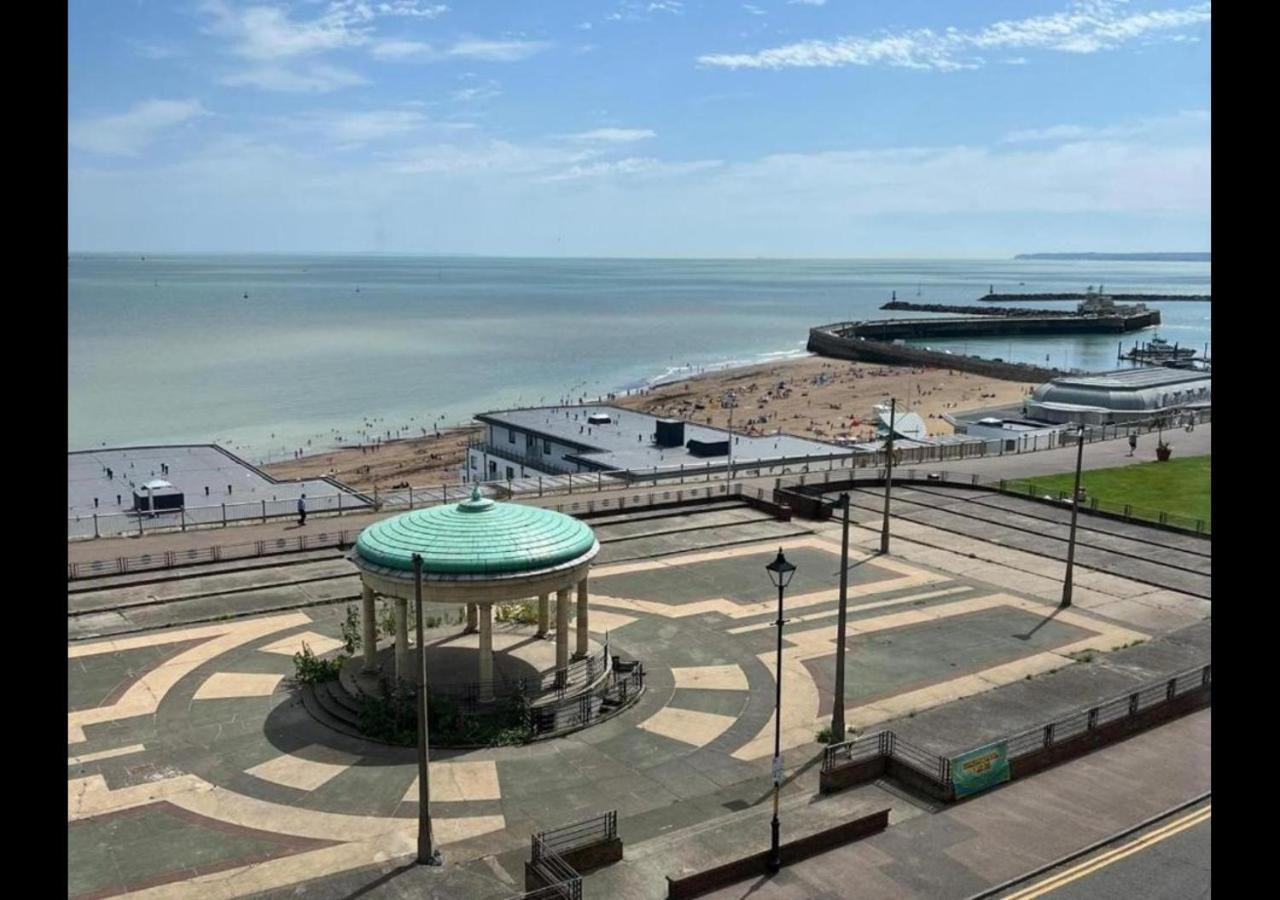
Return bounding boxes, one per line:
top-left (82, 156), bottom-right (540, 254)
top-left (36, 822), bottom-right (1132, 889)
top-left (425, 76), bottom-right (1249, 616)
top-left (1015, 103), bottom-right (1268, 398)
top-left (807, 322), bottom-right (1061, 382)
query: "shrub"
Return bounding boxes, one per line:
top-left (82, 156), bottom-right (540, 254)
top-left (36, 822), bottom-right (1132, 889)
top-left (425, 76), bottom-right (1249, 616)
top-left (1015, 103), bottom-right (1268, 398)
top-left (293, 642), bottom-right (343, 684)
top-left (340, 605), bottom-right (362, 655)
top-left (495, 601), bottom-right (539, 625)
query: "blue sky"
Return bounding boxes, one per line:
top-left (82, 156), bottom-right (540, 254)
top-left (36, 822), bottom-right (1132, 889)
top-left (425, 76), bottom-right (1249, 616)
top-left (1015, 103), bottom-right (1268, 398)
top-left (68, 1), bottom-right (1211, 256)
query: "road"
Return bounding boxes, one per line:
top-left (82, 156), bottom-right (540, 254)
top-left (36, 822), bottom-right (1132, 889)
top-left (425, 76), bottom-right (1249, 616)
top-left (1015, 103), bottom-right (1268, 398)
top-left (995, 800), bottom-right (1210, 899)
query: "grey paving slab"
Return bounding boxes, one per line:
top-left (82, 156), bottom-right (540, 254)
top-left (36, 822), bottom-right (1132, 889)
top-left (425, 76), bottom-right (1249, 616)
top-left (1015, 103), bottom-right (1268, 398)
top-left (595, 520), bottom-right (814, 565)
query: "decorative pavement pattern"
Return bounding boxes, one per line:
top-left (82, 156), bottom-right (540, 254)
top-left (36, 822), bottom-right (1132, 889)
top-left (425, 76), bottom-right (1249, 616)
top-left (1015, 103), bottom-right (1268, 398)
top-left (67, 509), bottom-right (1205, 898)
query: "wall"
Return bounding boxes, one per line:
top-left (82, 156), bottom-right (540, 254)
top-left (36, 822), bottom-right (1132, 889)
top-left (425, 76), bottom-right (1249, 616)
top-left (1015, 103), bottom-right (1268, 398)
top-left (808, 325), bottom-right (1061, 382)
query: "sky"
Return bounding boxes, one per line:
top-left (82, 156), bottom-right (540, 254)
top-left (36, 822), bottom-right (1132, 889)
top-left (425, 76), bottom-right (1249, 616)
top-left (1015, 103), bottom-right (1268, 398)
top-left (67, 1), bottom-right (1211, 257)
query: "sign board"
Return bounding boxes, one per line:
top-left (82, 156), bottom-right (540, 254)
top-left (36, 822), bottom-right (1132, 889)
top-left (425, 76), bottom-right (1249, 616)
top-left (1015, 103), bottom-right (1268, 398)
top-left (771, 756), bottom-right (784, 785)
top-left (950, 742), bottom-right (1010, 798)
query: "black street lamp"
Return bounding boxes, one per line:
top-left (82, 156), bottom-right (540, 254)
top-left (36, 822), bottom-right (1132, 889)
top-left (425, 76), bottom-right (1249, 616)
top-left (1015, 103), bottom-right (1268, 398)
top-left (1061, 426), bottom-right (1085, 608)
top-left (765, 548), bottom-right (797, 875)
top-left (412, 554), bottom-right (442, 866)
top-left (831, 494), bottom-right (851, 741)
top-left (880, 398), bottom-right (897, 555)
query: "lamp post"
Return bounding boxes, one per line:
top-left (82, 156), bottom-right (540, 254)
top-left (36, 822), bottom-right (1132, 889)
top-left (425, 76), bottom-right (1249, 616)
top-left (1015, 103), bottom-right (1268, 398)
top-left (880, 398), bottom-right (897, 555)
top-left (1060, 426), bottom-right (1085, 609)
top-left (765, 548), bottom-right (797, 875)
top-left (831, 494), bottom-right (850, 742)
top-left (412, 554), bottom-right (442, 866)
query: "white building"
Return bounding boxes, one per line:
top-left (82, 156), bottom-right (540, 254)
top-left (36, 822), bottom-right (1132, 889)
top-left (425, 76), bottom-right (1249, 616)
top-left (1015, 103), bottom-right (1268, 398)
top-left (464, 404), bottom-right (850, 483)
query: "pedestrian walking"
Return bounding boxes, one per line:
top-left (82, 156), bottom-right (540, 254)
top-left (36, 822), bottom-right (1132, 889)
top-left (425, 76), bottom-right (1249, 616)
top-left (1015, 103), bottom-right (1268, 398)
top-left (297, 494), bottom-right (307, 526)
top-left (1128, 433), bottom-right (1137, 457)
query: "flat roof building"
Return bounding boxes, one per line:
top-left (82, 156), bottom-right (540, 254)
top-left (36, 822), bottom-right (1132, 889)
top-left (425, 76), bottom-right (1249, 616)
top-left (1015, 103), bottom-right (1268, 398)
top-left (465, 404), bottom-right (850, 483)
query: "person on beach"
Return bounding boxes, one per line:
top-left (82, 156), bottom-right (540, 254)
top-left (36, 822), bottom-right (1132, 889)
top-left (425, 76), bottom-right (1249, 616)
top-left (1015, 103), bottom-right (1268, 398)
top-left (297, 494), bottom-right (307, 526)
top-left (1128, 433), bottom-right (1137, 456)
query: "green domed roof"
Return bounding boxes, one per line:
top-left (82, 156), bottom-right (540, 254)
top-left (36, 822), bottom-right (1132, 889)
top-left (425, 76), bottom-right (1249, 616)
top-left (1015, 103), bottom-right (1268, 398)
top-left (354, 487), bottom-right (597, 576)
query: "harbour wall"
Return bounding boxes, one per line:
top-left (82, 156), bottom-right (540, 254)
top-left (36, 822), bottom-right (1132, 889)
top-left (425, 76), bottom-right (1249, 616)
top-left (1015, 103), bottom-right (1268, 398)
top-left (982, 292), bottom-right (1209, 303)
top-left (807, 323), bottom-right (1062, 382)
top-left (845, 312), bottom-right (1159, 340)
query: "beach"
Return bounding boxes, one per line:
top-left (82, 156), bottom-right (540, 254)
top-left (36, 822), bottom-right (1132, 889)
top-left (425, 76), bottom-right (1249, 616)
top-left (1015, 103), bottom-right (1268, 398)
top-left (263, 355), bottom-right (1034, 489)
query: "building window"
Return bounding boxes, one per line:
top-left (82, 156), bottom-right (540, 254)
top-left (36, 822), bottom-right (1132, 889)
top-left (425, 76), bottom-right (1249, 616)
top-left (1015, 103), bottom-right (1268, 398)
top-left (527, 433), bottom-right (535, 449)
top-left (508, 428), bottom-right (516, 444)
top-left (470, 457), bottom-right (477, 469)
top-left (543, 440), bottom-right (551, 455)
top-left (506, 466), bottom-right (514, 480)
top-left (488, 461), bottom-right (497, 476)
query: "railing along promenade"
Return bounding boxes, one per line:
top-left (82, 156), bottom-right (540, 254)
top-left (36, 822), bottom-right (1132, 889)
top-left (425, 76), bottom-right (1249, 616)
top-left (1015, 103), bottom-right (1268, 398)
top-left (68, 408), bottom-right (1209, 543)
top-left (820, 664), bottom-right (1211, 800)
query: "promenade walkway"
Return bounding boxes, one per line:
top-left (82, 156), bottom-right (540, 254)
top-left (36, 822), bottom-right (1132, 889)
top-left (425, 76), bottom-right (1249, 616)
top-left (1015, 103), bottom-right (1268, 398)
top-left (66, 424), bottom-right (1211, 567)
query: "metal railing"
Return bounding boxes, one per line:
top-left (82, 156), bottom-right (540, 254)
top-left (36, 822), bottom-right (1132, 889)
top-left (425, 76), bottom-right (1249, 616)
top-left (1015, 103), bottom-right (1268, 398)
top-left (999, 479), bottom-right (1210, 534)
top-left (71, 408), bottom-right (1208, 542)
top-left (67, 529), bottom-right (356, 581)
top-left (534, 810), bottom-right (618, 858)
top-left (822, 663), bottom-right (1211, 785)
top-left (521, 838), bottom-right (582, 900)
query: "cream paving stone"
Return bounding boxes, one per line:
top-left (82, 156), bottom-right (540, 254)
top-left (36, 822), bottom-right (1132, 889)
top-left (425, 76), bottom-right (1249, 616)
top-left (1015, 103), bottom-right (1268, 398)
top-left (726, 586), bottom-right (973, 635)
top-left (193, 672), bottom-right (285, 700)
top-left (68, 744), bottom-right (146, 766)
top-left (259, 631), bottom-right (344, 657)
top-left (588, 609), bottom-right (639, 634)
top-left (670, 665), bottom-right (749, 692)
top-left (247, 745), bottom-right (361, 792)
top-left (68, 612), bottom-right (311, 743)
top-left (402, 760), bottom-right (501, 803)
top-left (730, 592), bottom-right (1149, 760)
top-left (637, 706), bottom-right (738, 747)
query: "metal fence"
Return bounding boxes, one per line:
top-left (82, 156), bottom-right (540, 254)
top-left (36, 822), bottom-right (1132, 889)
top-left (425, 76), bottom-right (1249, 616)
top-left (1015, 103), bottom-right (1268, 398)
top-left (534, 811), bottom-right (618, 858)
top-left (822, 663), bottom-right (1211, 787)
top-left (998, 479), bottom-right (1210, 534)
top-left (67, 529), bottom-right (357, 581)
top-left (506, 811), bottom-right (618, 900)
top-left (70, 408), bottom-right (1209, 542)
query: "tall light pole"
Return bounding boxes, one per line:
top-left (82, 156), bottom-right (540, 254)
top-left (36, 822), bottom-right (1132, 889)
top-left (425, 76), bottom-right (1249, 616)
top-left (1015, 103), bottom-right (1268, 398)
top-left (1060, 426), bottom-right (1085, 608)
top-left (725, 390), bottom-right (736, 483)
top-left (880, 398), bottom-right (897, 555)
top-left (412, 554), bottom-right (441, 865)
top-left (831, 494), bottom-right (851, 742)
top-left (765, 549), bottom-right (796, 875)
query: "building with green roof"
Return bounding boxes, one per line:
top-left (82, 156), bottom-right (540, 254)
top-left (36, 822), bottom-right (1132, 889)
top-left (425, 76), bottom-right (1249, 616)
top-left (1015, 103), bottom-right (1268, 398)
top-left (349, 487), bottom-right (599, 701)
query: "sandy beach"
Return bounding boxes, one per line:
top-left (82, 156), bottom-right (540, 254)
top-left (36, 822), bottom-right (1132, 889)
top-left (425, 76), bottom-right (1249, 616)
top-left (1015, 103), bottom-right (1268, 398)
top-left (262, 355), bottom-right (1035, 489)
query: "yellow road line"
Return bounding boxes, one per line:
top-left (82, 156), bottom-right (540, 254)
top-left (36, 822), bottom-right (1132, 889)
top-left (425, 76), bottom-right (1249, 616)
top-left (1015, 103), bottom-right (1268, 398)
top-left (1004, 805), bottom-right (1211, 899)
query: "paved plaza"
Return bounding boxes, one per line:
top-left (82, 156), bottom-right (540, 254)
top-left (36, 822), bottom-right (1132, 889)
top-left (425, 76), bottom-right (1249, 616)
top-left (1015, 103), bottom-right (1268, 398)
top-left (67, 485), bottom-right (1210, 898)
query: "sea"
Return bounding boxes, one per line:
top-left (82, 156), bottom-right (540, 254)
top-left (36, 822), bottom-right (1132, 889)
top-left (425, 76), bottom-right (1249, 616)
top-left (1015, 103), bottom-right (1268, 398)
top-left (68, 255), bottom-right (1211, 463)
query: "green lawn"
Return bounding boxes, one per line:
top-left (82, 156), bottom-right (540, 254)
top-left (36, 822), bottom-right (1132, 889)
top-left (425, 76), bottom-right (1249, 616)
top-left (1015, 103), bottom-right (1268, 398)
top-left (1013, 455), bottom-right (1211, 528)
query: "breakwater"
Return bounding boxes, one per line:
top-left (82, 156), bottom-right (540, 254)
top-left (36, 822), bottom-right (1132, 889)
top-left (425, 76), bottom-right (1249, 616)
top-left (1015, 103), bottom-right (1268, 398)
top-left (981, 292), bottom-right (1210, 303)
top-left (882, 301), bottom-right (1064, 317)
top-left (846, 311), bottom-right (1158, 340)
top-left (807, 323), bottom-right (1061, 382)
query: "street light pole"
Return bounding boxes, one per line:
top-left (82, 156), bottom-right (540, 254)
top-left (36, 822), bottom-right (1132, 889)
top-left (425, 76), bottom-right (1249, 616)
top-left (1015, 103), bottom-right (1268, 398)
top-left (765, 549), bottom-right (796, 875)
top-left (880, 398), bottom-right (896, 555)
top-left (412, 554), bottom-right (441, 865)
top-left (831, 493), bottom-right (850, 741)
top-left (1061, 427), bottom-right (1085, 608)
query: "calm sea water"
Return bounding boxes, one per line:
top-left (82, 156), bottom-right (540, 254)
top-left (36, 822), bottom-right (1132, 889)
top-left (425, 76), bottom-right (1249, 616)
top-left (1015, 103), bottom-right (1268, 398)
top-left (68, 255), bottom-right (1211, 462)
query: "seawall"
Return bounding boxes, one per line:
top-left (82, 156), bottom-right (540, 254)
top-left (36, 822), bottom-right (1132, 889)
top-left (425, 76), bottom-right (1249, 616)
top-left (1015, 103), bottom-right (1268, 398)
top-left (807, 323), bottom-right (1061, 382)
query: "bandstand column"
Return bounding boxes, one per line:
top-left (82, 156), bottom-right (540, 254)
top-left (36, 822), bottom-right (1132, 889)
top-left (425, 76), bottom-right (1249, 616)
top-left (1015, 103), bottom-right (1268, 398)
top-left (574, 577), bottom-right (590, 659)
top-left (537, 593), bottom-right (549, 638)
top-left (555, 587), bottom-right (570, 680)
top-left (361, 583), bottom-right (377, 672)
top-left (478, 603), bottom-right (494, 702)
top-left (394, 597), bottom-right (409, 682)
top-left (465, 602), bottom-right (478, 633)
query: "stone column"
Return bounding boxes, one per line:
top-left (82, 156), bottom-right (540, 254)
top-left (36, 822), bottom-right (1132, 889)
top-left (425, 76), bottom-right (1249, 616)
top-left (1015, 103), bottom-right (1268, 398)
top-left (537, 593), bottom-right (549, 638)
top-left (478, 603), bottom-right (494, 703)
top-left (555, 587), bottom-right (570, 684)
top-left (394, 597), bottom-right (409, 682)
top-left (465, 602), bottom-right (478, 633)
top-left (361, 583), bottom-right (377, 672)
top-left (574, 577), bottom-right (590, 659)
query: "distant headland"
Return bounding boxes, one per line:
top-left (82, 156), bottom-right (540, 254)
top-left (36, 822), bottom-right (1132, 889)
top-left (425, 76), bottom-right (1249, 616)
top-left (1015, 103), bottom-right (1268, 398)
top-left (1015, 252), bottom-right (1210, 262)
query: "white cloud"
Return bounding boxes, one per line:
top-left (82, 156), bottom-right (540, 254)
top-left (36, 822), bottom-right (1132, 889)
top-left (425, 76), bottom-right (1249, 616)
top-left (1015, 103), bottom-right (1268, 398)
top-left (372, 37), bottom-right (550, 62)
top-left (698, 0), bottom-right (1210, 70)
top-left (201, 0), bottom-right (371, 60)
top-left (452, 79), bottom-right (502, 102)
top-left (449, 38), bottom-right (550, 61)
top-left (69, 99), bottom-right (207, 156)
top-left (743, 4), bottom-right (766, 16)
top-left (220, 64), bottom-right (369, 92)
top-left (297, 109), bottom-right (430, 146)
top-left (374, 2), bottom-right (449, 17)
top-left (387, 139), bottom-right (591, 175)
top-left (1000, 109), bottom-right (1208, 144)
top-left (564, 128), bottom-right (656, 143)
top-left (544, 157), bottom-right (722, 182)
top-left (788, 0), bottom-right (827, 6)
top-left (576, 21), bottom-right (593, 31)
top-left (129, 39), bottom-right (184, 60)
top-left (371, 39), bottom-right (432, 59)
